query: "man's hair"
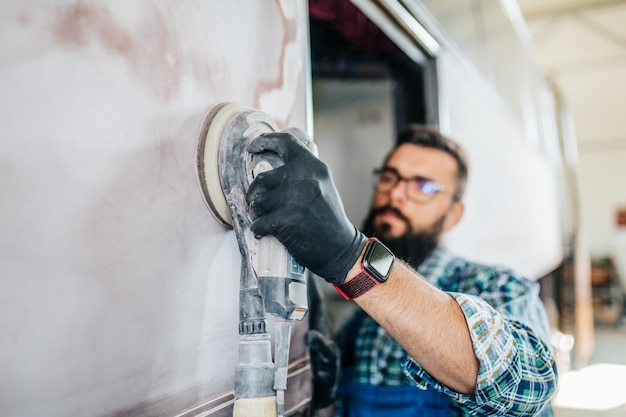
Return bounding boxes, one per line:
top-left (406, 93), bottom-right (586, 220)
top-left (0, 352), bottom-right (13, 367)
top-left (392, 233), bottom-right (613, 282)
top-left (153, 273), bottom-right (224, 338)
top-left (392, 124), bottom-right (468, 201)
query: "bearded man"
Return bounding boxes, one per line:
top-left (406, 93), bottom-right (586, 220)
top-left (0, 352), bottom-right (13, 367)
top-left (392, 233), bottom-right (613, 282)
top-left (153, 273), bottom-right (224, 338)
top-left (246, 125), bottom-right (557, 416)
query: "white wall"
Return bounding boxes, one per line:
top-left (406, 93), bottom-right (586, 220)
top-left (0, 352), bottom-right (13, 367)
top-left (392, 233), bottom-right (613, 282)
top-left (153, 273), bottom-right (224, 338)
top-left (0, 1), bottom-right (311, 416)
top-left (579, 149), bottom-right (626, 260)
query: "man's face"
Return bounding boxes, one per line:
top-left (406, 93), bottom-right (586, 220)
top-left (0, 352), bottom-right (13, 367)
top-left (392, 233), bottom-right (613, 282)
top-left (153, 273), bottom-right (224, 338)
top-left (370, 143), bottom-right (462, 241)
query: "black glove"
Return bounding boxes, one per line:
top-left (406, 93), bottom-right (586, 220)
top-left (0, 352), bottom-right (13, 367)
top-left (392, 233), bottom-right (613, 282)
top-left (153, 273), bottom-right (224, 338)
top-left (246, 131), bottom-right (367, 285)
top-left (307, 330), bottom-right (340, 409)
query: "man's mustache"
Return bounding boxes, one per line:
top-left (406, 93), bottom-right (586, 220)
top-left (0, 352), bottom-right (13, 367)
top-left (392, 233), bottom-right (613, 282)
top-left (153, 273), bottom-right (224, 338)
top-left (372, 205), bottom-right (410, 224)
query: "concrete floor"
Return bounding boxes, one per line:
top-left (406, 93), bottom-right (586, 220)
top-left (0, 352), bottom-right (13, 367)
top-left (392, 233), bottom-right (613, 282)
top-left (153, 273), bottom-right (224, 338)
top-left (553, 323), bottom-right (626, 417)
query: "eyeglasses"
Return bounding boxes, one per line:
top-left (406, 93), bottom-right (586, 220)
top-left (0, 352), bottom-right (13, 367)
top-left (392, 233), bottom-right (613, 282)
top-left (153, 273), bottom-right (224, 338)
top-left (372, 167), bottom-right (455, 202)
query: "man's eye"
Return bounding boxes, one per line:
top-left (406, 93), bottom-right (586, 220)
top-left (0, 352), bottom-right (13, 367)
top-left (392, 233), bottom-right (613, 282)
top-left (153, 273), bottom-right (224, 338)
top-left (418, 180), bottom-right (439, 195)
top-left (381, 173), bottom-right (397, 183)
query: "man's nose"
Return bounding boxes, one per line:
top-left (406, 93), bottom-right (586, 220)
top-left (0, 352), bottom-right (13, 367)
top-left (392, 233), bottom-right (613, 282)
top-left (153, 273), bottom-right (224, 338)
top-left (389, 179), bottom-right (409, 201)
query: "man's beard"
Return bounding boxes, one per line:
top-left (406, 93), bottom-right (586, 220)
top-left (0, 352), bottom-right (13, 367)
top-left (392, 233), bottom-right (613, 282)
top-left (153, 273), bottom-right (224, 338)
top-left (362, 205), bottom-right (445, 269)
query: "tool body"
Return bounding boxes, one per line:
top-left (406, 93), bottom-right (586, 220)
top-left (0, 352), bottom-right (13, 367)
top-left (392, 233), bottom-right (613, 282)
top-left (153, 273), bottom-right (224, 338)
top-left (196, 102), bottom-right (315, 416)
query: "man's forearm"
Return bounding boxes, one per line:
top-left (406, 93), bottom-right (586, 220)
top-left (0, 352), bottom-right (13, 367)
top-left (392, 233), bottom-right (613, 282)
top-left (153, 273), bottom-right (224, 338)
top-left (346, 259), bottom-right (479, 394)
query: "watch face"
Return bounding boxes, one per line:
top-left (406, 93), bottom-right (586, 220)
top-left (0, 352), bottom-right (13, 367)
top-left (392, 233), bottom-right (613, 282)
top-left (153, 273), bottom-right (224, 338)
top-left (363, 240), bottom-right (394, 282)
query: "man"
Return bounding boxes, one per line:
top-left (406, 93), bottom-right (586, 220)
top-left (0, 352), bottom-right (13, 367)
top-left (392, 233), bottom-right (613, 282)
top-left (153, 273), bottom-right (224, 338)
top-left (246, 125), bottom-right (558, 416)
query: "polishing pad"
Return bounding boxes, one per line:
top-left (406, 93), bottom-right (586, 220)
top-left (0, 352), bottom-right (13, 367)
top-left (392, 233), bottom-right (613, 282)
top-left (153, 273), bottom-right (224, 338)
top-left (196, 102), bottom-right (278, 227)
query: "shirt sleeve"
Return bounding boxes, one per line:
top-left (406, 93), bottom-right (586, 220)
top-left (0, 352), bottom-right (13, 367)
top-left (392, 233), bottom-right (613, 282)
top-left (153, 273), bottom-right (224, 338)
top-left (402, 289), bottom-right (558, 416)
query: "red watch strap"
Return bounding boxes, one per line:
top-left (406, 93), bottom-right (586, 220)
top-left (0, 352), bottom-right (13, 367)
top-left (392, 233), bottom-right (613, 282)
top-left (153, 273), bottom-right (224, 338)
top-left (334, 270), bottom-right (378, 300)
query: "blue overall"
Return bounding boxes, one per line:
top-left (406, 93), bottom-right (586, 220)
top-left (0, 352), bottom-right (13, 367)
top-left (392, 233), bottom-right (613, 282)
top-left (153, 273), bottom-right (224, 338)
top-left (340, 369), bottom-right (452, 417)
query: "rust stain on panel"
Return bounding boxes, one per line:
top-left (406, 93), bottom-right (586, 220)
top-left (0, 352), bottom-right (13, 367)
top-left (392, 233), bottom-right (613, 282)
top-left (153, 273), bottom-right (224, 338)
top-left (18, 13), bottom-right (32, 25)
top-left (52, 1), bottom-right (182, 101)
top-left (53, 2), bottom-right (132, 55)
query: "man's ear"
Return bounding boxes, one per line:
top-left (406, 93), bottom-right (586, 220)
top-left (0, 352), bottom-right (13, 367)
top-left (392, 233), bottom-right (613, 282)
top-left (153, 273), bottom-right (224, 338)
top-left (442, 201), bottom-right (464, 233)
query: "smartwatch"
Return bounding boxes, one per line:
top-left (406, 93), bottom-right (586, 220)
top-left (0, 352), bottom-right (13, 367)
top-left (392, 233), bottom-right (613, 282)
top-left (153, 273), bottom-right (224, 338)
top-left (334, 238), bottom-right (395, 300)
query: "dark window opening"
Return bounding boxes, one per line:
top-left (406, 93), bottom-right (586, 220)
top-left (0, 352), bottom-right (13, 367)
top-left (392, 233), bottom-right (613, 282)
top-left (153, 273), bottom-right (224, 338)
top-left (309, 0), bottom-right (434, 128)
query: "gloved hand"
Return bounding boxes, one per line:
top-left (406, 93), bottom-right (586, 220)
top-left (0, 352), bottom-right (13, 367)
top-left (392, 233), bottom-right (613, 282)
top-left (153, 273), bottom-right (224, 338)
top-left (246, 131), bottom-right (367, 285)
top-left (307, 330), bottom-right (340, 409)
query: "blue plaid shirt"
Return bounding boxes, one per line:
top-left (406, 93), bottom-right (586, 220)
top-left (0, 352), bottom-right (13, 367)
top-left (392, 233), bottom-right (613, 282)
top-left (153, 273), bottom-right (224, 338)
top-left (342, 246), bottom-right (558, 416)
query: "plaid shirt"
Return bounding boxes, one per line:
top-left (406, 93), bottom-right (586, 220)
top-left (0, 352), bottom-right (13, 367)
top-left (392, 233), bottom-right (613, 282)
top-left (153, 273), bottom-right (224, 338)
top-left (343, 246), bottom-right (558, 416)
